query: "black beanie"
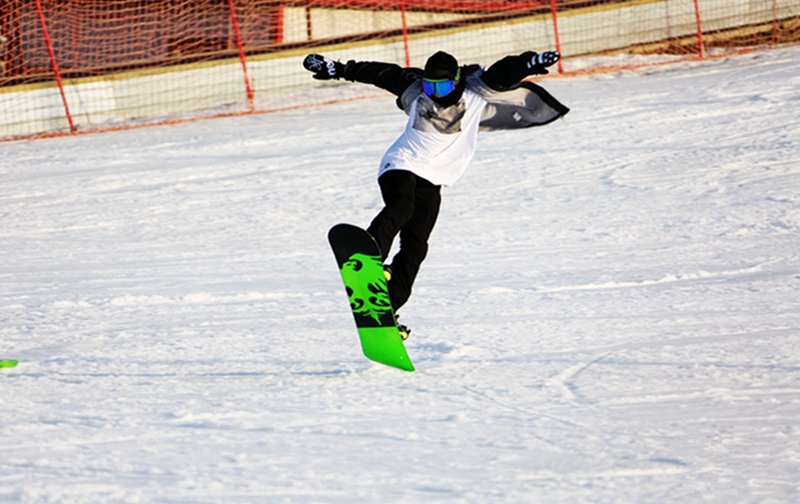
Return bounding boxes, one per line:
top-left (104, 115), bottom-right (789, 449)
top-left (423, 51), bottom-right (459, 80)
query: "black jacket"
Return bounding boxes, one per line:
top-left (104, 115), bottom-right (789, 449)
top-left (341, 52), bottom-right (569, 130)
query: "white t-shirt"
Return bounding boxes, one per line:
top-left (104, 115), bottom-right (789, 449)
top-left (378, 88), bottom-right (488, 187)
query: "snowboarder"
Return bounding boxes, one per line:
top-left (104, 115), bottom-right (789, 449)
top-left (304, 49), bottom-right (568, 338)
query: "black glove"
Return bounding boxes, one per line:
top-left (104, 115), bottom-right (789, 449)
top-left (526, 51), bottom-right (560, 75)
top-left (303, 54), bottom-right (345, 80)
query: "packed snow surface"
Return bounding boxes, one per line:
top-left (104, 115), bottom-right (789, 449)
top-left (2, 47), bottom-right (800, 503)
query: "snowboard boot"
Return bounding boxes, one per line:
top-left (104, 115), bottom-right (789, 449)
top-left (398, 323), bottom-right (411, 341)
top-left (384, 265), bottom-right (408, 339)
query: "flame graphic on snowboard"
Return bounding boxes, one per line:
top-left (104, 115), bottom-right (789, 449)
top-left (342, 253), bottom-right (393, 326)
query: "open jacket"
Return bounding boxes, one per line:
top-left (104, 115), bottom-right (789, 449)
top-left (340, 54), bottom-right (569, 185)
top-left (342, 54), bottom-right (569, 130)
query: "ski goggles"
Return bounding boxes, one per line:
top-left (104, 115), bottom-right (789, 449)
top-left (421, 70), bottom-right (460, 98)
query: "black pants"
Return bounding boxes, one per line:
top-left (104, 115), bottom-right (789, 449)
top-left (367, 170), bottom-right (441, 312)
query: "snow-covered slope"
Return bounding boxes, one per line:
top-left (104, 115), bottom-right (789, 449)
top-left (2, 46), bottom-right (799, 502)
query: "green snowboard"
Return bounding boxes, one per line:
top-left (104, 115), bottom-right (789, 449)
top-left (328, 223), bottom-right (414, 372)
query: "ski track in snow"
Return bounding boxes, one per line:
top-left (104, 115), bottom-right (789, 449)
top-left (1, 47), bottom-right (800, 502)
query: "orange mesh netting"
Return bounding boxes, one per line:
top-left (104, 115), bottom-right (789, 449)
top-left (1, 0), bottom-right (798, 139)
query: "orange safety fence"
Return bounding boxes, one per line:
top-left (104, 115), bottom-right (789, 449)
top-left (1, 0), bottom-right (798, 140)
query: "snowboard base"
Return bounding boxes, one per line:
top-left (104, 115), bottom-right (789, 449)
top-left (328, 223), bottom-right (414, 372)
top-left (358, 327), bottom-right (414, 372)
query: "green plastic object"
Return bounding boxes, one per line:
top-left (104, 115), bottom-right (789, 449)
top-left (0, 360), bottom-right (19, 369)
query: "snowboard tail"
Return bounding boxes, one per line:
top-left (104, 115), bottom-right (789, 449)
top-left (328, 224), bottom-right (414, 371)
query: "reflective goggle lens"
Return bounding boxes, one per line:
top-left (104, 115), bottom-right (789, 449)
top-left (422, 78), bottom-right (457, 98)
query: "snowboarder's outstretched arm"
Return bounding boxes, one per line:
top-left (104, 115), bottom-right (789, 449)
top-left (303, 54), bottom-right (420, 97)
top-left (480, 51), bottom-right (560, 92)
top-left (303, 50), bottom-right (560, 96)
